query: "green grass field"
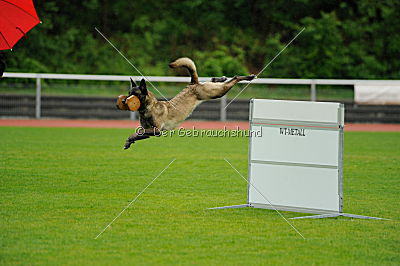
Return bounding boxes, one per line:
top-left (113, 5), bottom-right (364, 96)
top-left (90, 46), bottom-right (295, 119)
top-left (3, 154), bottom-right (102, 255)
top-left (0, 127), bottom-right (399, 265)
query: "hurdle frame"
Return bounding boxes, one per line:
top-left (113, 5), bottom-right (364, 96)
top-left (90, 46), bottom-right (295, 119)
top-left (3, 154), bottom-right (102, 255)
top-left (210, 99), bottom-right (385, 220)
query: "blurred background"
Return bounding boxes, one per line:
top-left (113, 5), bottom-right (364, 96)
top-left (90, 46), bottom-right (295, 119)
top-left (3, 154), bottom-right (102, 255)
top-left (1, 0), bottom-right (399, 122)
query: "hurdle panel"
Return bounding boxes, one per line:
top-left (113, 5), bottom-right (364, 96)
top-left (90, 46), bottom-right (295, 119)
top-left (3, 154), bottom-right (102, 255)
top-left (247, 99), bottom-right (344, 214)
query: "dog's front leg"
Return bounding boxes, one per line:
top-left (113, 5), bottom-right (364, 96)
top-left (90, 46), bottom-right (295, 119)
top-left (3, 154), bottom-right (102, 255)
top-left (124, 128), bottom-right (161, 150)
top-left (124, 133), bottom-right (150, 150)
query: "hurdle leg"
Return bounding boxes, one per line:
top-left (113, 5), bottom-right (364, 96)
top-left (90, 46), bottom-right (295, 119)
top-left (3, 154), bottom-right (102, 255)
top-left (290, 213), bottom-right (388, 220)
top-left (290, 213), bottom-right (340, 219)
top-left (208, 204), bottom-right (250, 210)
top-left (340, 213), bottom-right (389, 220)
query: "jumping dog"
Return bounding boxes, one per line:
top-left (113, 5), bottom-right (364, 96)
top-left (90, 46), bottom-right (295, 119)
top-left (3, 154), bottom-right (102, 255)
top-left (122, 57), bottom-right (255, 149)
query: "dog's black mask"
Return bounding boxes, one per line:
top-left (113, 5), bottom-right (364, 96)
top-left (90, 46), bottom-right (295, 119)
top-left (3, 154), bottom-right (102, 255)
top-left (128, 78), bottom-right (148, 106)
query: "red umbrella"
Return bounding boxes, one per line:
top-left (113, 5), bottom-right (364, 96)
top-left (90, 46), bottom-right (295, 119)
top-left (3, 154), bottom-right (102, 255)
top-left (0, 0), bottom-right (40, 50)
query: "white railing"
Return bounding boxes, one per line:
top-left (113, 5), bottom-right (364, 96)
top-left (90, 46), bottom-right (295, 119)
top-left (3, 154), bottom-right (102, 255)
top-left (3, 72), bottom-right (400, 120)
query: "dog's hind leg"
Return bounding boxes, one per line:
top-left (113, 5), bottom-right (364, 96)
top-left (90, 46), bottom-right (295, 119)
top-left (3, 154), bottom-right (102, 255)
top-left (124, 128), bottom-right (161, 150)
top-left (211, 76), bottom-right (227, 82)
top-left (203, 74), bottom-right (256, 99)
top-left (224, 74), bottom-right (256, 85)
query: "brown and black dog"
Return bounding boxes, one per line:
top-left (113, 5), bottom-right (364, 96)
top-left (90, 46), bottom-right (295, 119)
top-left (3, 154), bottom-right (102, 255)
top-left (120, 57), bottom-right (255, 149)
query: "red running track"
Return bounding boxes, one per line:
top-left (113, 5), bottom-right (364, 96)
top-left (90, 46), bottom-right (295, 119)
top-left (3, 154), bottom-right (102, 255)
top-left (0, 119), bottom-right (399, 131)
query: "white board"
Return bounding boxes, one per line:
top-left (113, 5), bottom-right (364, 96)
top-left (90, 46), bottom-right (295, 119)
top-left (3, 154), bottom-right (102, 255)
top-left (355, 85), bottom-right (400, 104)
top-left (248, 99), bottom-right (344, 214)
top-left (251, 99), bottom-right (344, 124)
top-left (249, 163), bottom-right (339, 211)
top-left (250, 125), bottom-right (339, 166)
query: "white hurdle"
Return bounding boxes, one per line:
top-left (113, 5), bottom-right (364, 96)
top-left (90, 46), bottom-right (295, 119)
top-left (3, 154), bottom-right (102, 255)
top-left (211, 99), bottom-right (385, 219)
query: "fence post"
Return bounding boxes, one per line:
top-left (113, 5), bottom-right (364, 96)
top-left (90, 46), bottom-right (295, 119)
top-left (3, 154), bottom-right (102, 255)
top-left (310, 80), bottom-right (316, 101)
top-left (128, 78), bottom-right (137, 120)
top-left (35, 76), bottom-right (41, 119)
top-left (220, 95), bottom-right (227, 121)
top-left (130, 111), bottom-right (137, 120)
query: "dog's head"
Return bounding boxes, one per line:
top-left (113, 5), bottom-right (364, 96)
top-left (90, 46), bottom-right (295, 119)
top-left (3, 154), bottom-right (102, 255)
top-left (128, 78), bottom-right (148, 107)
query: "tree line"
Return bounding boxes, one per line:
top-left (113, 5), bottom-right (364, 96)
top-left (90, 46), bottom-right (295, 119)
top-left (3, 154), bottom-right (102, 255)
top-left (5, 0), bottom-right (400, 79)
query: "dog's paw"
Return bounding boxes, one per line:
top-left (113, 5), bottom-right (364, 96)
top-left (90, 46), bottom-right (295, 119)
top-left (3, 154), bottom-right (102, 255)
top-left (123, 140), bottom-right (134, 150)
top-left (246, 74), bottom-right (256, 80)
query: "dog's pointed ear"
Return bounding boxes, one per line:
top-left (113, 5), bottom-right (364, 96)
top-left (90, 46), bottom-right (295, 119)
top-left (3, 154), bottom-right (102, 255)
top-left (139, 78), bottom-right (148, 95)
top-left (130, 78), bottom-right (137, 88)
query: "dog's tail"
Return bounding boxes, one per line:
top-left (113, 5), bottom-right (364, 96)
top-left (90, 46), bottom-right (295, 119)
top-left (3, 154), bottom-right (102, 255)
top-left (169, 57), bottom-right (199, 84)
